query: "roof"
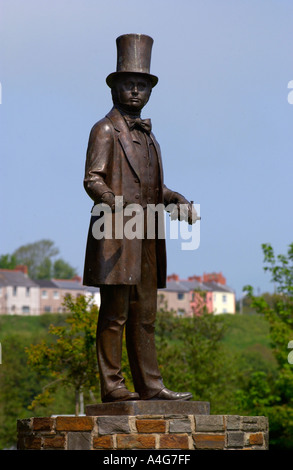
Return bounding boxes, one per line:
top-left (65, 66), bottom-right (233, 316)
top-left (85, 286), bottom-right (100, 293)
top-left (0, 270), bottom-right (38, 288)
top-left (52, 279), bottom-right (86, 291)
top-left (161, 281), bottom-right (190, 293)
top-left (160, 279), bottom-right (234, 294)
top-left (33, 279), bottom-right (59, 288)
top-left (179, 280), bottom-right (211, 292)
top-left (203, 282), bottom-right (235, 293)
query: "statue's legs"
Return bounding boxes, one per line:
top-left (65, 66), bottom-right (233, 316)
top-left (96, 237), bottom-right (164, 401)
top-left (126, 237), bottom-right (164, 399)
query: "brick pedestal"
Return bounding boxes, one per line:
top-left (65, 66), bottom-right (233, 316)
top-left (17, 414), bottom-right (269, 450)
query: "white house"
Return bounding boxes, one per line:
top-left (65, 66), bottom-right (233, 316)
top-left (0, 268), bottom-right (40, 315)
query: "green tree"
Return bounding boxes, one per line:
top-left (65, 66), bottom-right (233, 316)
top-left (0, 334), bottom-right (44, 448)
top-left (0, 254), bottom-right (18, 270)
top-left (53, 258), bottom-right (77, 279)
top-left (244, 243), bottom-right (293, 449)
top-left (25, 295), bottom-right (100, 415)
top-left (5, 239), bottom-right (77, 279)
top-left (155, 308), bottom-right (240, 411)
top-left (13, 239), bottom-right (58, 279)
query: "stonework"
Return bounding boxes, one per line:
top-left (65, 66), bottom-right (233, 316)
top-left (17, 414), bottom-right (269, 450)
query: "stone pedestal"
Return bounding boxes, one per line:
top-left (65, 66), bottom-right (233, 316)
top-left (85, 400), bottom-right (210, 416)
top-left (17, 401), bottom-right (269, 450)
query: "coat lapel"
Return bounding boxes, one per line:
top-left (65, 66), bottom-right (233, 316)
top-left (149, 132), bottom-right (164, 184)
top-left (106, 107), bottom-right (141, 180)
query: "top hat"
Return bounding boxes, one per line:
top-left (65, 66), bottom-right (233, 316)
top-left (106, 34), bottom-right (158, 88)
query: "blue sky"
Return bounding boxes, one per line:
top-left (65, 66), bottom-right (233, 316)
top-left (1, 0), bottom-right (293, 298)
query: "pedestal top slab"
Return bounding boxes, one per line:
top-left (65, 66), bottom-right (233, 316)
top-left (85, 400), bottom-right (210, 416)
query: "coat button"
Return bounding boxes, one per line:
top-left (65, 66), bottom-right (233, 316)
top-left (134, 179), bottom-right (139, 183)
top-left (135, 194), bottom-right (140, 199)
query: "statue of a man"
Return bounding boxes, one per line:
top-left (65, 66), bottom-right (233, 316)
top-left (83, 34), bottom-right (196, 403)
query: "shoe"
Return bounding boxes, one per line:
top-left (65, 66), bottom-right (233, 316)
top-left (150, 387), bottom-right (193, 401)
top-left (102, 388), bottom-right (140, 403)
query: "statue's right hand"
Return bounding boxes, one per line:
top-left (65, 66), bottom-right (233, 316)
top-left (101, 192), bottom-right (116, 212)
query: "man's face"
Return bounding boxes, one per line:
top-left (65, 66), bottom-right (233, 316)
top-left (112, 73), bottom-right (152, 113)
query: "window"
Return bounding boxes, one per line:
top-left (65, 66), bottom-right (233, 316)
top-left (177, 309), bottom-right (185, 317)
top-left (222, 308), bottom-right (227, 313)
top-left (13, 286), bottom-right (17, 296)
top-left (53, 291), bottom-right (59, 299)
top-left (177, 293), bottom-right (184, 300)
top-left (0, 287), bottom-right (2, 297)
top-left (222, 295), bottom-right (227, 303)
top-left (26, 287), bottom-right (30, 297)
top-left (22, 306), bottom-right (30, 313)
top-left (213, 294), bottom-right (216, 301)
top-left (44, 306), bottom-right (51, 313)
top-left (42, 290), bottom-right (48, 299)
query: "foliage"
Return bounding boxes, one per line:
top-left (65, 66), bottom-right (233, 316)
top-left (25, 295), bottom-right (100, 415)
top-left (243, 243), bottom-right (293, 449)
top-left (0, 254), bottom-right (18, 270)
top-left (0, 239), bottom-right (77, 279)
top-left (155, 309), bottom-right (242, 412)
top-left (13, 239), bottom-right (59, 279)
top-left (52, 258), bottom-right (77, 279)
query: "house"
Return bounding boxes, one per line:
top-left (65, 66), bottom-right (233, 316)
top-left (0, 267), bottom-right (100, 315)
top-left (34, 276), bottom-right (100, 314)
top-left (0, 266), bottom-right (40, 315)
top-left (157, 272), bottom-right (235, 316)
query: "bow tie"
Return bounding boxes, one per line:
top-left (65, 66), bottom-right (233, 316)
top-left (125, 117), bottom-right (152, 133)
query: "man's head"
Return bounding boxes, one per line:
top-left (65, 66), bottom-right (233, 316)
top-left (111, 72), bottom-right (152, 115)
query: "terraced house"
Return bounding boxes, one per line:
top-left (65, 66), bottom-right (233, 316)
top-left (0, 267), bottom-right (100, 315)
top-left (0, 266), bottom-right (40, 315)
top-left (158, 272), bottom-right (235, 317)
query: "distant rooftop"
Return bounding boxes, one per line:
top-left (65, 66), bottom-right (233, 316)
top-left (52, 278), bottom-right (86, 291)
top-left (33, 279), bottom-right (59, 288)
top-left (161, 273), bottom-right (234, 294)
top-left (0, 269), bottom-right (38, 288)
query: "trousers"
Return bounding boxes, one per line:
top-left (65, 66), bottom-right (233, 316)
top-left (96, 235), bottom-right (165, 400)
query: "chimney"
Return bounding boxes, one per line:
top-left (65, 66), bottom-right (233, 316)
top-left (72, 275), bottom-right (82, 283)
top-left (188, 275), bottom-right (202, 283)
top-left (15, 265), bottom-right (28, 277)
top-left (167, 274), bottom-right (179, 282)
top-left (203, 272), bottom-right (226, 285)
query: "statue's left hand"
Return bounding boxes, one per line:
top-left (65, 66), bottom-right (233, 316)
top-left (169, 193), bottom-right (199, 225)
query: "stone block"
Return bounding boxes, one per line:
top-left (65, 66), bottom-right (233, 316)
top-left (193, 433), bottom-right (225, 450)
top-left (93, 435), bottom-right (114, 449)
top-left (43, 435), bottom-right (66, 449)
top-left (160, 434), bottom-right (189, 449)
top-left (169, 418), bottom-right (192, 433)
top-left (117, 434), bottom-right (156, 449)
top-left (242, 416), bottom-right (260, 432)
top-left (33, 417), bottom-right (55, 432)
top-left (56, 416), bottom-right (94, 432)
top-left (97, 416), bottom-right (130, 435)
top-left (17, 418), bottom-right (32, 435)
top-left (136, 419), bottom-right (166, 433)
top-left (24, 436), bottom-right (42, 450)
top-left (226, 415), bottom-right (241, 430)
top-left (67, 432), bottom-right (91, 450)
top-left (195, 415), bottom-right (225, 432)
top-left (249, 432), bottom-right (264, 446)
top-left (227, 431), bottom-right (245, 448)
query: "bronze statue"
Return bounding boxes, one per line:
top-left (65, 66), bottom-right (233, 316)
top-left (83, 34), bottom-right (196, 403)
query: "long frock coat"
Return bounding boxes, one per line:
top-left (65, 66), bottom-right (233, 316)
top-left (82, 107), bottom-right (175, 289)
